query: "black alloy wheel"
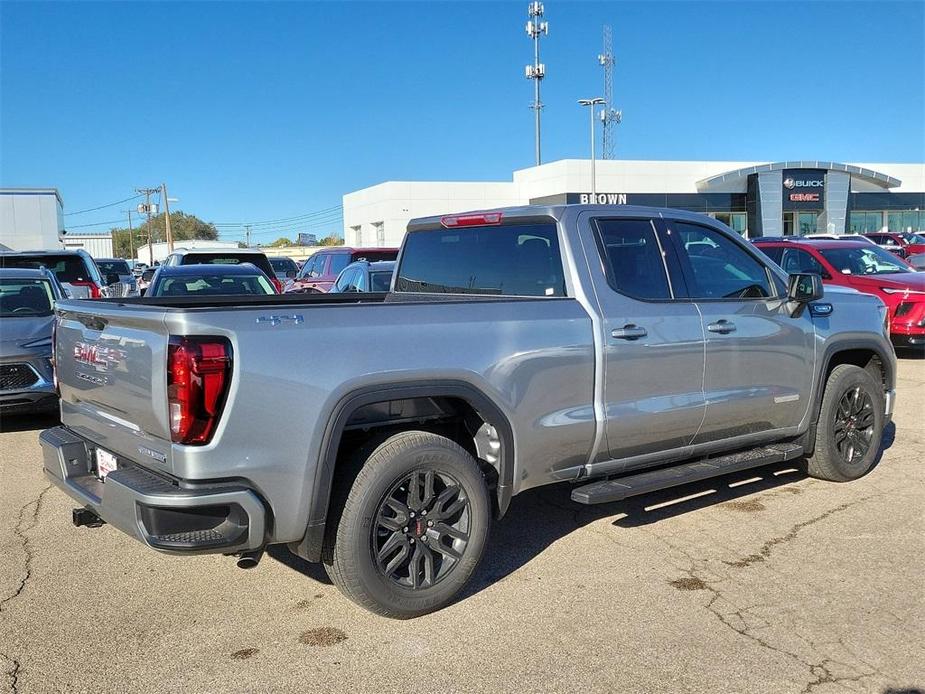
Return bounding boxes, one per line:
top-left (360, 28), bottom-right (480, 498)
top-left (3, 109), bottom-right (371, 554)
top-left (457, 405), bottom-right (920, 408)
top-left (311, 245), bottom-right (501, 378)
top-left (373, 469), bottom-right (470, 590)
top-left (832, 385), bottom-right (876, 465)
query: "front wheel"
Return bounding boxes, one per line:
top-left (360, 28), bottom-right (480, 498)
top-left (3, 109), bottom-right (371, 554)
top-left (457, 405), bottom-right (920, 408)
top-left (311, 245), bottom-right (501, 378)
top-left (323, 431), bottom-right (491, 618)
top-left (805, 364), bottom-right (885, 482)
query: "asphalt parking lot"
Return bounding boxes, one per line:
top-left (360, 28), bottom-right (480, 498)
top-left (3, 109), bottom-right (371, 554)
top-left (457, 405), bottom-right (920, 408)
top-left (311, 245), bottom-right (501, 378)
top-left (1, 358), bottom-right (923, 694)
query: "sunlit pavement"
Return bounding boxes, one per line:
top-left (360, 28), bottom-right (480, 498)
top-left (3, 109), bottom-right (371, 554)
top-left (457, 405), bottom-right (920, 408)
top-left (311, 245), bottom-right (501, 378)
top-left (2, 357), bottom-right (923, 693)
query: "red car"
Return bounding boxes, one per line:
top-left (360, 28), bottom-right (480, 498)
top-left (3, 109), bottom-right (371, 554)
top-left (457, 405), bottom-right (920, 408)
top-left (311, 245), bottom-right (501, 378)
top-left (863, 231), bottom-right (925, 259)
top-left (755, 238), bottom-right (925, 349)
top-left (285, 247), bottom-right (398, 293)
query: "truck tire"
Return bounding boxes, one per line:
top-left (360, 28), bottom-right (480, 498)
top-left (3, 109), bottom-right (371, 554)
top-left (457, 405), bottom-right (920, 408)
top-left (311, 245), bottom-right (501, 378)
top-left (805, 364), bottom-right (884, 482)
top-left (322, 431), bottom-right (491, 618)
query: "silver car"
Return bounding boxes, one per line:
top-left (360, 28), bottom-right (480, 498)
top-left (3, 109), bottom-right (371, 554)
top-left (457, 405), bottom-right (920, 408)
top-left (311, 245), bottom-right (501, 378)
top-left (0, 267), bottom-right (63, 415)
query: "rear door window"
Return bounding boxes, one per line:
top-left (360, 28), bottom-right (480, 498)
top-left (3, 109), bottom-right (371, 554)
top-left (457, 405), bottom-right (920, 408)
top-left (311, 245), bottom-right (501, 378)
top-left (667, 222), bottom-right (773, 300)
top-left (594, 219), bottom-right (672, 300)
top-left (396, 223), bottom-right (565, 297)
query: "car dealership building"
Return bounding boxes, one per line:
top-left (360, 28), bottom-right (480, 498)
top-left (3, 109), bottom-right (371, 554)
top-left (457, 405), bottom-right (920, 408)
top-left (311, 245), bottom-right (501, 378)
top-left (343, 159), bottom-right (925, 247)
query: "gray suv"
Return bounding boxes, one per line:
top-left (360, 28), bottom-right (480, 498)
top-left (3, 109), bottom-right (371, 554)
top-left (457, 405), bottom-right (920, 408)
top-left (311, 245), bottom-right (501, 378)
top-left (1, 268), bottom-right (64, 414)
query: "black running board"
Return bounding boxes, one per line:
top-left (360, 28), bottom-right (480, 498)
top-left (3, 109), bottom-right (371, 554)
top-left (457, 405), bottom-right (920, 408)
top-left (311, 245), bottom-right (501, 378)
top-left (571, 443), bottom-right (804, 505)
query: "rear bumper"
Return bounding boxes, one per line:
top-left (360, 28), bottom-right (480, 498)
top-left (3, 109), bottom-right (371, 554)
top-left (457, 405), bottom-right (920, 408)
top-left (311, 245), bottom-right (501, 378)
top-left (40, 425), bottom-right (266, 554)
top-left (890, 333), bottom-right (925, 348)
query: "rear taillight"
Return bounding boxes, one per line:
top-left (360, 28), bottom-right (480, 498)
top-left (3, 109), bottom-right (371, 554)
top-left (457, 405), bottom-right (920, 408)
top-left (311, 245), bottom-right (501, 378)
top-left (167, 337), bottom-right (232, 445)
top-left (70, 280), bottom-right (102, 298)
top-left (270, 278), bottom-right (282, 293)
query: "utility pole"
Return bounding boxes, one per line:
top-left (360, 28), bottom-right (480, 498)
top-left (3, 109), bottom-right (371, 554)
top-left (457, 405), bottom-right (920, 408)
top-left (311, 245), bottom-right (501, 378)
top-left (579, 98), bottom-right (605, 199)
top-left (122, 209), bottom-right (135, 261)
top-left (135, 187), bottom-right (159, 265)
top-left (598, 25), bottom-right (623, 160)
top-left (244, 225), bottom-right (252, 248)
top-left (161, 183), bottom-right (174, 253)
top-left (524, 2), bottom-right (548, 166)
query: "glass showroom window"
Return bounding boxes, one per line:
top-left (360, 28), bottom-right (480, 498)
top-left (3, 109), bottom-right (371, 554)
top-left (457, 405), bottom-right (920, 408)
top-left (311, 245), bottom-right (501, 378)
top-left (888, 211), bottom-right (925, 233)
top-left (799, 212), bottom-right (818, 235)
top-left (848, 211), bottom-right (883, 233)
top-left (713, 212), bottom-right (747, 235)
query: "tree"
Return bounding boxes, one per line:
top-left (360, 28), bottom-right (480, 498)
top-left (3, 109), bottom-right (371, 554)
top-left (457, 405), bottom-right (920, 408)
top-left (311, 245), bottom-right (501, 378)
top-left (318, 235), bottom-right (343, 247)
top-left (268, 237), bottom-right (292, 247)
top-left (110, 211), bottom-right (219, 259)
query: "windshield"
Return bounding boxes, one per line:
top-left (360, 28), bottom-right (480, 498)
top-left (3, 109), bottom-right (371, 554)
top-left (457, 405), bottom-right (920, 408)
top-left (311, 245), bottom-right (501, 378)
top-left (819, 246), bottom-right (912, 276)
top-left (152, 273), bottom-right (275, 297)
top-left (96, 260), bottom-right (130, 275)
top-left (269, 257), bottom-right (297, 275)
top-left (900, 232), bottom-right (925, 244)
top-left (181, 253), bottom-right (274, 278)
top-left (0, 278), bottom-right (54, 317)
top-left (0, 254), bottom-right (98, 284)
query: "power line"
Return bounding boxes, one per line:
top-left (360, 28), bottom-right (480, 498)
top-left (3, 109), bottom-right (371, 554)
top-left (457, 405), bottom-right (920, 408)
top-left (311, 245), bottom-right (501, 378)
top-left (64, 194), bottom-right (143, 216)
top-left (213, 204), bottom-right (344, 228)
top-left (66, 218), bottom-right (126, 229)
top-left (230, 214), bottom-right (345, 237)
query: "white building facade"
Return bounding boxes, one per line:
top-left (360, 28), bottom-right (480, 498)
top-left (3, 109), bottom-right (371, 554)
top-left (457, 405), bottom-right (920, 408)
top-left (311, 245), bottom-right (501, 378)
top-left (61, 232), bottom-right (113, 258)
top-left (0, 188), bottom-right (65, 251)
top-left (343, 159), bottom-right (925, 246)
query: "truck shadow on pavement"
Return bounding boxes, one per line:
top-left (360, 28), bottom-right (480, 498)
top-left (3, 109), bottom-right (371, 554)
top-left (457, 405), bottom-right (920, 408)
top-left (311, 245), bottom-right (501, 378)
top-left (464, 422), bottom-right (896, 600)
top-left (0, 411), bottom-right (60, 434)
top-left (266, 422), bottom-right (895, 598)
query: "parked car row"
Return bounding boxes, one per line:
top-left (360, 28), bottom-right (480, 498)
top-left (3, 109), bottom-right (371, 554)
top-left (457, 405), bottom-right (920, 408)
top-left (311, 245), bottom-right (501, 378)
top-left (754, 237), bottom-right (925, 348)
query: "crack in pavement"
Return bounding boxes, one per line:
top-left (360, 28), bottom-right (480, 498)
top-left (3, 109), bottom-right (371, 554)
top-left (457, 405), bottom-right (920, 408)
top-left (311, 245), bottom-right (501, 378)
top-left (654, 493), bottom-right (891, 693)
top-left (0, 484), bottom-right (52, 614)
top-left (723, 494), bottom-right (878, 569)
top-left (1, 652), bottom-right (20, 694)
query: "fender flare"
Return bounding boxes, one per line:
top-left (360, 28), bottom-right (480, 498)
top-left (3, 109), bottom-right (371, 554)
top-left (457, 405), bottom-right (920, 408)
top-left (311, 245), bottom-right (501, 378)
top-left (800, 338), bottom-right (895, 453)
top-left (291, 380), bottom-right (515, 562)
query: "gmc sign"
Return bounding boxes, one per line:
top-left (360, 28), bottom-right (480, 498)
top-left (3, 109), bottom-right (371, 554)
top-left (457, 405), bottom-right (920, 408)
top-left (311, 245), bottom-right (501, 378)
top-left (782, 169), bottom-right (825, 210)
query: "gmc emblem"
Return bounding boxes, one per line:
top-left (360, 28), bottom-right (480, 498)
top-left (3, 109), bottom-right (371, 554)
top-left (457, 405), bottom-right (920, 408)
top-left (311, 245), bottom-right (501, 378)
top-left (73, 343), bottom-right (106, 368)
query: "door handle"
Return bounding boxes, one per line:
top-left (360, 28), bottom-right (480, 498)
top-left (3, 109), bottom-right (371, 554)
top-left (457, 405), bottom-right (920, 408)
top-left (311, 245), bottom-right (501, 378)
top-left (707, 320), bottom-right (737, 334)
top-left (612, 325), bottom-right (648, 340)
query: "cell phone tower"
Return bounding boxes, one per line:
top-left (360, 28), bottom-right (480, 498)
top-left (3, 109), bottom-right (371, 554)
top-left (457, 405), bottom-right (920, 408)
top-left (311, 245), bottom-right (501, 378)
top-left (598, 25), bottom-right (623, 160)
top-left (525, 2), bottom-right (548, 166)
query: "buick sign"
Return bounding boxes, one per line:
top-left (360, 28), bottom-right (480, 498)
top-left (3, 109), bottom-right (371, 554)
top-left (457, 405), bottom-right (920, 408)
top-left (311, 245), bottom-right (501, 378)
top-left (782, 169), bottom-right (825, 209)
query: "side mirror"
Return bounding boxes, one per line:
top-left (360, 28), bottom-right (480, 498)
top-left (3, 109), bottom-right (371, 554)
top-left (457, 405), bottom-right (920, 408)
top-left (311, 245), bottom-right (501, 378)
top-left (286, 270), bottom-right (297, 279)
top-left (788, 273), bottom-right (824, 303)
top-left (106, 272), bottom-right (121, 285)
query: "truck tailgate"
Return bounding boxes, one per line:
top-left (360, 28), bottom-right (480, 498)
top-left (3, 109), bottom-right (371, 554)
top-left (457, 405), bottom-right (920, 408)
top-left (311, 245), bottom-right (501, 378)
top-left (55, 301), bottom-right (173, 468)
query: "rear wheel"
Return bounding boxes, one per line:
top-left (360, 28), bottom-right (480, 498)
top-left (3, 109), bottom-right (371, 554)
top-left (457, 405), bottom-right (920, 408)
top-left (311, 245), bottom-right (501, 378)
top-left (323, 431), bottom-right (491, 618)
top-left (806, 364), bottom-right (884, 482)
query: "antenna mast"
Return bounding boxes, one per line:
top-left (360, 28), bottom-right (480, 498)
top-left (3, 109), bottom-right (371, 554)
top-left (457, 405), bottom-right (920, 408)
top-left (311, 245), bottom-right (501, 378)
top-left (525, 2), bottom-right (548, 166)
top-left (598, 25), bottom-right (622, 159)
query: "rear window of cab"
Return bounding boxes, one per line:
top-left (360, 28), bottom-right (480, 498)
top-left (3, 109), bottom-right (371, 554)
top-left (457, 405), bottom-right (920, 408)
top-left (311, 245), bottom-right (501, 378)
top-left (395, 223), bottom-right (565, 297)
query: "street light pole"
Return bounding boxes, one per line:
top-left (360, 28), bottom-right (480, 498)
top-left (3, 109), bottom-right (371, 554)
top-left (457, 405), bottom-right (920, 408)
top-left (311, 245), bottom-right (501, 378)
top-left (578, 98), bottom-right (605, 200)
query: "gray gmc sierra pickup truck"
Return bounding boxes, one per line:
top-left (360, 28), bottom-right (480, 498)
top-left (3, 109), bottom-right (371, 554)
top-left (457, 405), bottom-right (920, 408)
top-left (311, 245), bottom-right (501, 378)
top-left (41, 205), bottom-right (896, 617)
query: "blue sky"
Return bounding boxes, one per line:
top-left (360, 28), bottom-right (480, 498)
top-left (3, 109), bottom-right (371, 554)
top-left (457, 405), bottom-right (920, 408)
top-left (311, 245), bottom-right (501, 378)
top-left (2, 1), bottom-right (923, 242)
